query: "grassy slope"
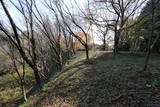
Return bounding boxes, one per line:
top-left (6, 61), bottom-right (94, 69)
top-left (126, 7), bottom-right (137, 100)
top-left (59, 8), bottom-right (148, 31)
top-left (23, 51), bottom-right (160, 107)
top-left (0, 52), bottom-right (36, 106)
top-left (0, 67), bottom-right (35, 105)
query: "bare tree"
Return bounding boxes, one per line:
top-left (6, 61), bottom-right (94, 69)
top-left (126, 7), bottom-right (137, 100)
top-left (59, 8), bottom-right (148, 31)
top-left (0, 0), bottom-right (42, 88)
top-left (97, 26), bottom-right (110, 50)
top-left (0, 39), bottom-right (27, 101)
top-left (143, 0), bottom-right (155, 71)
top-left (43, 0), bottom-right (93, 60)
top-left (94, 0), bottom-right (146, 54)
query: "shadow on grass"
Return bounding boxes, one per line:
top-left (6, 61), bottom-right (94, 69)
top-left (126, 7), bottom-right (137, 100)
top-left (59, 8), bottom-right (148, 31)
top-left (26, 60), bottom-right (88, 106)
top-left (26, 52), bottom-right (160, 107)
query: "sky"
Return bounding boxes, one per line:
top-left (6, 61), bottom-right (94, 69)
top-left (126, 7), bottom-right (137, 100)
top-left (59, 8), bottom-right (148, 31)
top-left (0, 0), bottom-right (103, 44)
top-left (0, 0), bottom-right (86, 29)
top-left (0, 0), bottom-right (147, 45)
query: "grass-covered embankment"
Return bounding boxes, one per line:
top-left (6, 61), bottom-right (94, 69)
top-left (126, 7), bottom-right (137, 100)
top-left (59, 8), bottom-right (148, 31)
top-left (23, 51), bottom-right (160, 107)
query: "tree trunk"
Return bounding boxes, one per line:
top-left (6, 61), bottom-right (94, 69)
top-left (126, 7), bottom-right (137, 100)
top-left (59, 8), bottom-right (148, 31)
top-left (143, 51), bottom-right (151, 71)
top-left (143, 0), bottom-right (154, 71)
top-left (103, 35), bottom-right (106, 51)
top-left (71, 36), bottom-right (75, 55)
top-left (21, 81), bottom-right (27, 101)
top-left (114, 27), bottom-right (118, 55)
top-left (32, 67), bottom-right (42, 88)
top-left (116, 30), bottom-right (120, 52)
top-left (59, 53), bottom-right (63, 71)
top-left (85, 45), bottom-right (89, 60)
